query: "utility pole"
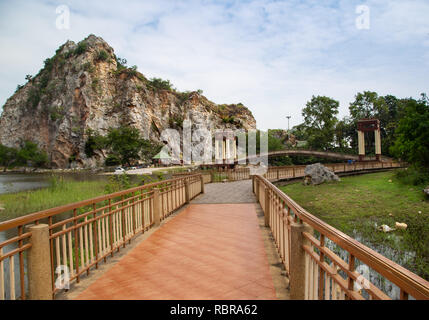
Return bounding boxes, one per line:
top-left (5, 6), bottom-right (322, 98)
top-left (286, 116), bottom-right (291, 131)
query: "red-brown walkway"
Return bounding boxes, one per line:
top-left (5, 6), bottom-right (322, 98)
top-left (76, 203), bottom-right (276, 300)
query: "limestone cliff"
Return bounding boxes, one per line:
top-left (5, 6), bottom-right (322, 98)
top-left (0, 35), bottom-right (256, 168)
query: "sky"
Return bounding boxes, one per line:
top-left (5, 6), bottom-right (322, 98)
top-left (0, 0), bottom-right (428, 130)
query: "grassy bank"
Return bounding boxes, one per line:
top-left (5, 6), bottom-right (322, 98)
top-left (0, 178), bottom-right (107, 222)
top-left (280, 171), bottom-right (429, 280)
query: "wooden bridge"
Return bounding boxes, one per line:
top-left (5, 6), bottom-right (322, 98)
top-left (1, 161), bottom-right (429, 300)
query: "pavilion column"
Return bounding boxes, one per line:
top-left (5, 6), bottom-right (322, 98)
top-left (375, 128), bottom-right (381, 161)
top-left (358, 130), bottom-right (365, 161)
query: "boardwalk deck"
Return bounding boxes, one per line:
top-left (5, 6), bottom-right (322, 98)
top-left (75, 181), bottom-right (279, 300)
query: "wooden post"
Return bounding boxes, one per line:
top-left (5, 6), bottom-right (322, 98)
top-left (27, 224), bottom-right (53, 300)
top-left (200, 175), bottom-right (205, 194)
top-left (153, 189), bottom-right (161, 226)
top-left (255, 178), bottom-right (259, 200)
top-left (185, 180), bottom-right (190, 204)
top-left (290, 221), bottom-right (313, 300)
top-left (264, 187), bottom-right (270, 227)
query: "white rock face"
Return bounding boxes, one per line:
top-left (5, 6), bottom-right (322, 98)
top-left (303, 163), bottom-right (340, 185)
top-left (0, 35), bottom-right (256, 168)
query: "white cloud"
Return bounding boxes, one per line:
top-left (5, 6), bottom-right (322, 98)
top-left (0, 0), bottom-right (428, 130)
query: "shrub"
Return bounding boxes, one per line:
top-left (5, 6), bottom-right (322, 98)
top-left (16, 141), bottom-right (48, 167)
top-left (148, 77), bottom-right (174, 91)
top-left (222, 116), bottom-right (235, 124)
top-left (64, 51), bottom-right (73, 59)
top-left (168, 115), bottom-right (184, 128)
top-left (82, 62), bottom-right (95, 73)
top-left (395, 166), bottom-right (429, 186)
top-left (43, 58), bottom-right (54, 73)
top-left (49, 106), bottom-right (64, 122)
top-left (126, 65), bottom-right (138, 77)
top-left (104, 174), bottom-right (133, 194)
top-left (97, 50), bottom-right (109, 61)
top-left (91, 78), bottom-right (100, 92)
top-left (178, 91), bottom-right (192, 105)
top-left (74, 42), bottom-right (87, 55)
top-left (105, 154), bottom-right (121, 166)
top-left (115, 56), bottom-right (127, 70)
top-left (27, 88), bottom-right (41, 108)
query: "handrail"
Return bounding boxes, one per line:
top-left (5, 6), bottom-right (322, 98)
top-left (254, 174), bottom-right (429, 300)
top-left (0, 174), bottom-right (201, 232)
top-left (0, 173), bottom-right (204, 300)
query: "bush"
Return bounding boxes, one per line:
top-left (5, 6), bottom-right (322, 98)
top-left (43, 58), bottom-right (54, 73)
top-left (105, 154), bottom-right (121, 166)
top-left (82, 62), bottom-right (95, 73)
top-left (222, 116), bottom-right (235, 124)
top-left (49, 106), bottom-right (64, 121)
top-left (27, 88), bottom-right (41, 108)
top-left (15, 84), bottom-right (24, 93)
top-left (16, 141), bottom-right (48, 167)
top-left (97, 50), bottom-right (109, 61)
top-left (115, 56), bottom-right (127, 69)
top-left (91, 78), bottom-right (100, 92)
top-left (104, 174), bottom-right (133, 194)
top-left (126, 65), bottom-right (138, 77)
top-left (148, 78), bottom-right (174, 91)
top-left (269, 156), bottom-right (293, 166)
top-left (395, 166), bottom-right (429, 186)
top-left (74, 42), bottom-right (87, 55)
top-left (169, 115), bottom-right (184, 128)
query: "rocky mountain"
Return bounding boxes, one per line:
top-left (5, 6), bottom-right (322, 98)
top-left (0, 35), bottom-right (256, 168)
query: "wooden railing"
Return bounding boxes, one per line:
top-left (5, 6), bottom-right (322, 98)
top-left (264, 161), bottom-right (402, 181)
top-left (177, 161), bottom-right (402, 183)
top-left (174, 168), bottom-right (251, 182)
top-left (0, 174), bottom-right (203, 300)
top-left (253, 174), bottom-right (429, 300)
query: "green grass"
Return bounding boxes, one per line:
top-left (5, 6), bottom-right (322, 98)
top-left (280, 170), bottom-right (429, 280)
top-left (0, 179), bottom-right (107, 222)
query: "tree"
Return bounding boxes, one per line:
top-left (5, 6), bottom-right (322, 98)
top-left (0, 145), bottom-right (18, 171)
top-left (104, 127), bottom-right (145, 166)
top-left (16, 141), bottom-right (48, 167)
top-left (334, 118), bottom-right (352, 150)
top-left (390, 94), bottom-right (429, 168)
top-left (84, 126), bottom-right (162, 166)
top-left (302, 95), bottom-right (339, 150)
top-left (348, 91), bottom-right (404, 156)
top-left (84, 129), bottom-right (107, 157)
top-left (349, 91), bottom-right (386, 119)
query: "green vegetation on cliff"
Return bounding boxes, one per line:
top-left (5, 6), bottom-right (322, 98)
top-left (0, 141), bottom-right (48, 170)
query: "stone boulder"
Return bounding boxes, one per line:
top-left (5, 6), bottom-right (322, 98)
top-left (303, 163), bottom-right (340, 185)
top-left (424, 186), bottom-right (429, 197)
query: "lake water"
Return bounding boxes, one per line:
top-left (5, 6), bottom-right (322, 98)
top-left (0, 173), bottom-right (51, 194)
